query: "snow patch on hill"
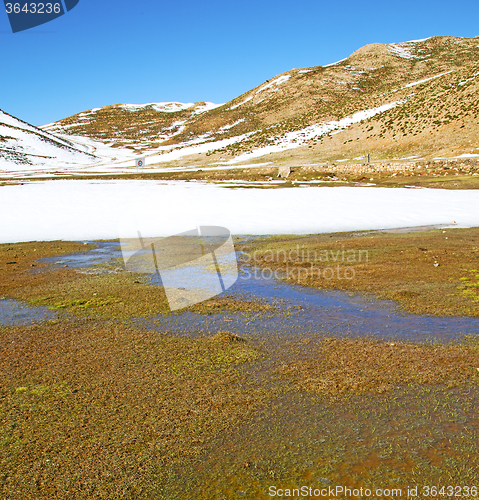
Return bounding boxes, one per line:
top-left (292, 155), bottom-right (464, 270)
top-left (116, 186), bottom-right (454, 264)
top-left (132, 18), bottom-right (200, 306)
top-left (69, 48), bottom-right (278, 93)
top-left (229, 96), bottom-right (253, 110)
top-left (228, 76), bottom-right (291, 110)
top-left (256, 75), bottom-right (291, 94)
top-left (458, 72), bottom-right (479, 86)
top-left (404, 71), bottom-right (454, 88)
top-left (387, 42), bottom-right (422, 60)
top-left (119, 102), bottom-right (196, 112)
top-left (192, 102), bottom-right (224, 114)
top-left (322, 57), bottom-right (348, 68)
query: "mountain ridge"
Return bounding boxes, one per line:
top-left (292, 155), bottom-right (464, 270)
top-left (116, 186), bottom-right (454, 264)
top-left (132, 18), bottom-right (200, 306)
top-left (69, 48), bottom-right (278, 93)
top-left (43, 36), bottom-right (479, 165)
top-left (2, 35), bottom-right (479, 175)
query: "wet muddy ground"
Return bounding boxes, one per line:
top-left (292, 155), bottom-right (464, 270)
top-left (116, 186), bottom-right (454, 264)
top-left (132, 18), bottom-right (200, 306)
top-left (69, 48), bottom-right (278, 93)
top-left (0, 235), bottom-right (478, 499)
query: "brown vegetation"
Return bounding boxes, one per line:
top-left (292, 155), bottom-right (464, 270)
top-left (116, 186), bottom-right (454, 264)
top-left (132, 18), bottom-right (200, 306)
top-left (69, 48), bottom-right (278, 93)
top-left (279, 337), bottom-right (479, 395)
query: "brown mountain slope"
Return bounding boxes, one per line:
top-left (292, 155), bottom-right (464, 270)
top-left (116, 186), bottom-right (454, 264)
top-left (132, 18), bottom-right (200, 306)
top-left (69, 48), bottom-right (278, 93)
top-left (41, 36), bottom-right (479, 164)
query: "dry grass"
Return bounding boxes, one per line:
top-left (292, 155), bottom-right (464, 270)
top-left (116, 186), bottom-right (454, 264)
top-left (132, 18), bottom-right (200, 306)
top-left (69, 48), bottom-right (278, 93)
top-left (0, 241), bottom-right (96, 297)
top-left (1, 236), bottom-right (479, 496)
top-left (279, 337), bottom-right (479, 395)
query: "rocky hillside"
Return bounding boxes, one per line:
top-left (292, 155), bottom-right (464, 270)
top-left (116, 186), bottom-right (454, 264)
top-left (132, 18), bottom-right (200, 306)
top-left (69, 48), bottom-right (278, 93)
top-left (40, 36), bottom-right (479, 165)
top-left (42, 102), bottom-right (222, 153)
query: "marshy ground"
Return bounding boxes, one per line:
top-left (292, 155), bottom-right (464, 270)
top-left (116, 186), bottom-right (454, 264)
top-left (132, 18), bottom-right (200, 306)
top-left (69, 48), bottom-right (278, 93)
top-left (240, 227), bottom-right (479, 317)
top-left (0, 229), bottom-right (478, 499)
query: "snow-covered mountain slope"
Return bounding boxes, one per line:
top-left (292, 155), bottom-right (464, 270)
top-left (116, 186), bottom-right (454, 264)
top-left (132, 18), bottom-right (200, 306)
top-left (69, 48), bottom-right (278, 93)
top-left (0, 109), bottom-right (98, 173)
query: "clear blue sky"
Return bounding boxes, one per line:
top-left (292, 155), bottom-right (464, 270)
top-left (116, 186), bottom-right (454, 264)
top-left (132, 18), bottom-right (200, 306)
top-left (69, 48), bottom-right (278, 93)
top-left (1, 0), bottom-right (478, 126)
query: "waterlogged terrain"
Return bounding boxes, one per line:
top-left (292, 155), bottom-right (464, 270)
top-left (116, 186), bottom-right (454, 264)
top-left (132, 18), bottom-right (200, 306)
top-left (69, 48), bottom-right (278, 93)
top-left (166, 387), bottom-right (479, 499)
top-left (0, 297), bottom-right (55, 326)
top-left (140, 267), bottom-right (479, 342)
top-left (0, 234), bottom-right (478, 499)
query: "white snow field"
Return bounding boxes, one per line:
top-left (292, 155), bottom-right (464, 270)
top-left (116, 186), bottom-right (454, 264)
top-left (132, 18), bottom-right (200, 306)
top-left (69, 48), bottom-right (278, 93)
top-left (1, 180), bottom-right (478, 243)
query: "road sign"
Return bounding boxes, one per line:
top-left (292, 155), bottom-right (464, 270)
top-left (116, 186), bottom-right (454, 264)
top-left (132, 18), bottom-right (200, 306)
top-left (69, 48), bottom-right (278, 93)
top-left (135, 158), bottom-right (146, 171)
